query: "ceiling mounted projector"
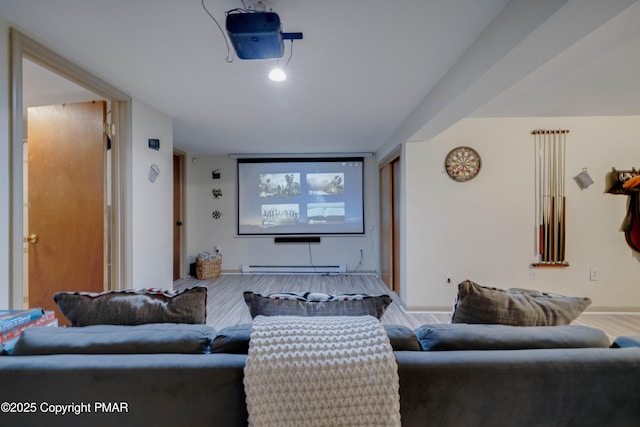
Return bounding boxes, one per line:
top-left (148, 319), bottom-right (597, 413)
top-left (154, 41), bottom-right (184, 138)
top-left (225, 12), bottom-right (302, 60)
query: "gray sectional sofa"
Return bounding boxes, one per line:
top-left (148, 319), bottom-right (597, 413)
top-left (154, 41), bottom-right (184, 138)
top-left (1, 322), bottom-right (640, 427)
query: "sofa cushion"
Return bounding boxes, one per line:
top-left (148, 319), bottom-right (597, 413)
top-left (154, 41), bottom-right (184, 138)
top-left (451, 280), bottom-right (591, 326)
top-left (415, 323), bottom-right (610, 351)
top-left (243, 291), bottom-right (392, 319)
top-left (54, 286), bottom-right (207, 326)
top-left (11, 323), bottom-right (217, 355)
top-left (210, 323), bottom-right (252, 354)
top-left (383, 324), bottom-right (422, 351)
top-left (210, 322), bottom-right (419, 353)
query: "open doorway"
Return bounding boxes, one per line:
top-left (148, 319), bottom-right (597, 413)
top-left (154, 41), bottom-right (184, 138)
top-left (10, 29), bottom-right (131, 311)
top-left (22, 60), bottom-right (109, 320)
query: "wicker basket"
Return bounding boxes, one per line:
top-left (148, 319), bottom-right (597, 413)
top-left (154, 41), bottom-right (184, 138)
top-left (196, 257), bottom-right (222, 280)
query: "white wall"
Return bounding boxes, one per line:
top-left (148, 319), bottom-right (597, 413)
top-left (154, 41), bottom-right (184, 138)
top-left (405, 116), bottom-right (640, 311)
top-left (0, 18), bottom-right (10, 308)
top-left (130, 98), bottom-right (173, 289)
top-left (184, 155), bottom-right (379, 274)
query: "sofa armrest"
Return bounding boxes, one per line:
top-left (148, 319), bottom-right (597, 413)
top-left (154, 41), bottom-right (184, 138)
top-left (395, 347), bottom-right (640, 426)
top-left (0, 353), bottom-right (249, 427)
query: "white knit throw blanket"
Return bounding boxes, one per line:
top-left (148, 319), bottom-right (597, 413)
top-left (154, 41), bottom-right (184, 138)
top-left (243, 315), bottom-right (401, 427)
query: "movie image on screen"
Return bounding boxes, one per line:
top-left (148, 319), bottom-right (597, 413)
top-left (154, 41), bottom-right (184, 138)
top-left (259, 173), bottom-right (301, 197)
top-left (307, 173), bottom-right (344, 195)
top-left (307, 202), bottom-right (345, 224)
top-left (237, 157), bottom-right (364, 235)
top-left (262, 203), bottom-right (300, 226)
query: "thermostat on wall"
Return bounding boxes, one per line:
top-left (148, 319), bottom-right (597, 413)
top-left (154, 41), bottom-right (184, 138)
top-left (148, 138), bottom-right (160, 151)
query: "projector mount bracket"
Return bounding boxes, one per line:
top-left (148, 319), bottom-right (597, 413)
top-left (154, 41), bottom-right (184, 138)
top-left (243, 0), bottom-right (275, 12)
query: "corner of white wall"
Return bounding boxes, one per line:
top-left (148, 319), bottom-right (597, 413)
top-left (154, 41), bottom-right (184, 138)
top-left (130, 98), bottom-right (173, 289)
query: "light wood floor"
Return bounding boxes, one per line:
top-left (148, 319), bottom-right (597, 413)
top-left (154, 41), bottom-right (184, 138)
top-left (174, 273), bottom-right (640, 341)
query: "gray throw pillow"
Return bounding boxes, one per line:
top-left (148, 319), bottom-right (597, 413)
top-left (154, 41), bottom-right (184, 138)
top-left (451, 280), bottom-right (591, 326)
top-left (243, 291), bottom-right (392, 319)
top-left (415, 323), bottom-right (610, 351)
top-left (12, 323), bottom-right (217, 355)
top-left (54, 286), bottom-right (207, 326)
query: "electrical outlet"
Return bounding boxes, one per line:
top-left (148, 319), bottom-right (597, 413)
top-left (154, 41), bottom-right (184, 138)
top-left (589, 267), bottom-right (599, 281)
top-left (529, 268), bottom-right (537, 280)
top-left (445, 274), bottom-right (452, 286)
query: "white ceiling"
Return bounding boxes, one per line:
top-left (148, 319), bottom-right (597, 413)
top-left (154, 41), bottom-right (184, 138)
top-left (471, 0), bottom-right (640, 119)
top-left (3, 0), bottom-right (640, 156)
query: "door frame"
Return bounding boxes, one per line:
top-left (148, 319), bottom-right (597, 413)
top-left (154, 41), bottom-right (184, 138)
top-left (9, 29), bottom-right (132, 308)
top-left (173, 150), bottom-right (186, 280)
top-left (378, 146), bottom-right (405, 306)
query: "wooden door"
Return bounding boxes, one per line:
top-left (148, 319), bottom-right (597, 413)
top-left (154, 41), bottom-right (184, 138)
top-left (173, 154), bottom-right (183, 280)
top-left (392, 158), bottom-right (401, 293)
top-left (27, 101), bottom-right (107, 323)
top-left (380, 163), bottom-right (393, 289)
top-left (379, 156), bottom-right (401, 293)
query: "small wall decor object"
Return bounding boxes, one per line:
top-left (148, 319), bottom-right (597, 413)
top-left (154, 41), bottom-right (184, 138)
top-left (212, 210), bottom-right (222, 219)
top-left (148, 138), bottom-right (160, 151)
top-left (444, 146), bottom-right (481, 182)
top-left (606, 167), bottom-right (640, 252)
top-left (573, 168), bottom-right (593, 190)
top-left (212, 169), bottom-right (221, 179)
top-left (532, 129), bottom-right (569, 267)
top-left (212, 188), bottom-right (222, 199)
top-left (148, 164), bottom-right (160, 183)
top-left (606, 167), bottom-right (640, 195)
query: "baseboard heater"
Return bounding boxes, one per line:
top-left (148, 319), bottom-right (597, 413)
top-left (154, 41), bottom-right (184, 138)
top-left (241, 264), bottom-right (347, 274)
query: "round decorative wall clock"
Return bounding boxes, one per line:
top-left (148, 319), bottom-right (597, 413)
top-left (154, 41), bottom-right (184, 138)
top-left (444, 146), bottom-right (482, 182)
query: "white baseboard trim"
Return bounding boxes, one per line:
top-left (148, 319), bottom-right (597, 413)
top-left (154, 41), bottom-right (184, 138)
top-left (405, 306), bottom-right (453, 312)
top-left (241, 264), bottom-right (347, 274)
